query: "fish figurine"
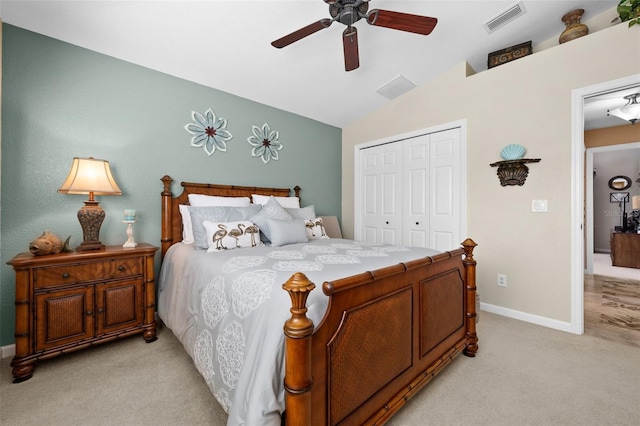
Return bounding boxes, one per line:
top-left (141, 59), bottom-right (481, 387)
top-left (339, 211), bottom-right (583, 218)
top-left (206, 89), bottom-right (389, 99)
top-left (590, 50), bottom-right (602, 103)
top-left (29, 231), bottom-right (72, 256)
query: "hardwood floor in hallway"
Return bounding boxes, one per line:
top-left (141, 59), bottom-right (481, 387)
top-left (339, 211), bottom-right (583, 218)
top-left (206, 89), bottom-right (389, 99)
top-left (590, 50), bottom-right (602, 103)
top-left (584, 274), bottom-right (640, 348)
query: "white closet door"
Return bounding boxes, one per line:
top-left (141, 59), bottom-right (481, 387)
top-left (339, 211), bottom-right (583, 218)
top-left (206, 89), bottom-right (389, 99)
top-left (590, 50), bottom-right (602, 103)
top-left (429, 129), bottom-right (462, 251)
top-left (402, 136), bottom-right (430, 247)
top-left (355, 125), bottom-right (464, 249)
top-left (360, 143), bottom-right (403, 244)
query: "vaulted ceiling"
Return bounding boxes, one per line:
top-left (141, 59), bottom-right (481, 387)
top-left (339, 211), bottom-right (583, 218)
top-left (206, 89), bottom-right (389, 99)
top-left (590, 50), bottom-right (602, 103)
top-left (0, 1), bottom-right (626, 128)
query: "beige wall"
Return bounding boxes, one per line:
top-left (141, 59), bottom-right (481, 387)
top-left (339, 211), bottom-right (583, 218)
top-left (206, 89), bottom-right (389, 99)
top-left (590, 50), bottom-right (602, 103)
top-left (343, 23), bottom-right (640, 324)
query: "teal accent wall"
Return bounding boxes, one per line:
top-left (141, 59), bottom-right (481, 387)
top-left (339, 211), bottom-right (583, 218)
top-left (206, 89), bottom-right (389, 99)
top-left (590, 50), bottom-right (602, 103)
top-left (0, 25), bottom-right (342, 347)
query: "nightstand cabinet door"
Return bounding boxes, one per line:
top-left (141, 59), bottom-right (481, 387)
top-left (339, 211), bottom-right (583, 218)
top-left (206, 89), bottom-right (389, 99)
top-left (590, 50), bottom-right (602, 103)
top-left (35, 286), bottom-right (94, 351)
top-left (96, 279), bottom-right (144, 335)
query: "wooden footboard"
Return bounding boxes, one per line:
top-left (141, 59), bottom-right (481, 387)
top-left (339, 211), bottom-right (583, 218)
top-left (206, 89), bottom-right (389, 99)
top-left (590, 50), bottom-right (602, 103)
top-left (283, 239), bottom-right (478, 426)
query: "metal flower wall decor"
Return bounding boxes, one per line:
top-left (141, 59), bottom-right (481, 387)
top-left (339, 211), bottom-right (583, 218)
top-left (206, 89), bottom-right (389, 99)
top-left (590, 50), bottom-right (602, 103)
top-left (247, 123), bottom-right (283, 164)
top-left (184, 108), bottom-right (233, 156)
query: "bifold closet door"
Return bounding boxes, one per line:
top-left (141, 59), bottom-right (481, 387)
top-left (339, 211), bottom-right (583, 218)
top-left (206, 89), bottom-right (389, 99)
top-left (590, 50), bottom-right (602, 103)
top-left (428, 129), bottom-right (462, 251)
top-left (402, 135), bottom-right (430, 247)
top-left (357, 126), bottom-right (462, 250)
top-left (360, 142), bottom-right (402, 244)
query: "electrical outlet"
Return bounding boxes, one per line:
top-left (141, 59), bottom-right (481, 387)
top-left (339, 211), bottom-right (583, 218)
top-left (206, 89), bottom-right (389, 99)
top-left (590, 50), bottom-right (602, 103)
top-left (497, 273), bottom-right (507, 287)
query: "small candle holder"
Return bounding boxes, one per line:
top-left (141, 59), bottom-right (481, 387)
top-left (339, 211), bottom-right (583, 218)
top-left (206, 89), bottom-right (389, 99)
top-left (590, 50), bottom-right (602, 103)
top-left (123, 209), bottom-right (137, 248)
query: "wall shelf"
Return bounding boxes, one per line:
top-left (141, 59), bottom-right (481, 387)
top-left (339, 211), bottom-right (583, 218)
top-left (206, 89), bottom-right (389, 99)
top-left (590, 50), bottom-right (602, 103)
top-left (490, 158), bottom-right (541, 186)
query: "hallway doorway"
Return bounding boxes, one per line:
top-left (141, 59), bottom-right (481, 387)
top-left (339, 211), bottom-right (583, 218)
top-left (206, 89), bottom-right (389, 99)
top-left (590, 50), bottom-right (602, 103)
top-left (571, 74), bottom-right (640, 335)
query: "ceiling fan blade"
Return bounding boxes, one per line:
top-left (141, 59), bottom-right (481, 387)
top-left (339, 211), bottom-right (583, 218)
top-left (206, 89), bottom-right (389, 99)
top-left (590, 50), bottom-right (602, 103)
top-left (343, 27), bottom-right (359, 72)
top-left (367, 9), bottom-right (437, 35)
top-left (271, 19), bottom-right (333, 48)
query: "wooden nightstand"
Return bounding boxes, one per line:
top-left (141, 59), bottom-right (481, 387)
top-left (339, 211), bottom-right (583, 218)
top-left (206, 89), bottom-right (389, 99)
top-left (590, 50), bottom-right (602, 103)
top-left (7, 244), bottom-right (159, 383)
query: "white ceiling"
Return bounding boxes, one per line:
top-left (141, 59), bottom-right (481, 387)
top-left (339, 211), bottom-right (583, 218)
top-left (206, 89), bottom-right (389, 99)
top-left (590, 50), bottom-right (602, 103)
top-left (0, 0), bottom-right (629, 128)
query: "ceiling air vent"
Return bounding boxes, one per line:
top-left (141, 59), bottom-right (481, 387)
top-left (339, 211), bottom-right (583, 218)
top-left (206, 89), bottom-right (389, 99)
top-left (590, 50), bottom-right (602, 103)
top-left (484, 1), bottom-right (527, 33)
top-left (376, 75), bottom-right (416, 100)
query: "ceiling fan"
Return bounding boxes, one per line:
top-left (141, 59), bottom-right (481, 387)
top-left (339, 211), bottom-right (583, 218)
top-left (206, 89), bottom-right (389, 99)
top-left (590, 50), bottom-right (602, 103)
top-left (271, 0), bottom-right (438, 72)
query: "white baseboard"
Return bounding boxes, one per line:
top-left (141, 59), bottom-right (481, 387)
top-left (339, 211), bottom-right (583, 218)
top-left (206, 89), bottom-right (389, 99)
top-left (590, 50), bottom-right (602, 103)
top-left (1, 344), bottom-right (16, 359)
top-left (480, 302), bottom-right (575, 334)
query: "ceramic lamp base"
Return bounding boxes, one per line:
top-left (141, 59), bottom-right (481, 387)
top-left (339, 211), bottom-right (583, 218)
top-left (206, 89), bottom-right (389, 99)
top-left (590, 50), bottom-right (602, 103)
top-left (77, 201), bottom-right (105, 251)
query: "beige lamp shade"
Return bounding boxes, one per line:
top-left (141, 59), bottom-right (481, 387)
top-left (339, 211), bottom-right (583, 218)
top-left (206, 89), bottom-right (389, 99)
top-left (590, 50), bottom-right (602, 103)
top-left (58, 157), bottom-right (122, 195)
top-left (633, 195), bottom-right (640, 210)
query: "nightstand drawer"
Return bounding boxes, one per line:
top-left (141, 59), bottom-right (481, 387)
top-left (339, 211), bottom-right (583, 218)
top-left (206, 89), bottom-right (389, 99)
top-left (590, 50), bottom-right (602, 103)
top-left (34, 258), bottom-right (142, 288)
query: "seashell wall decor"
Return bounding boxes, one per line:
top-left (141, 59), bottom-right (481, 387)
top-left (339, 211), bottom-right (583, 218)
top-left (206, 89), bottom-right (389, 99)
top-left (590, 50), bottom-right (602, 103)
top-left (490, 157), bottom-right (541, 186)
top-left (500, 144), bottom-right (526, 160)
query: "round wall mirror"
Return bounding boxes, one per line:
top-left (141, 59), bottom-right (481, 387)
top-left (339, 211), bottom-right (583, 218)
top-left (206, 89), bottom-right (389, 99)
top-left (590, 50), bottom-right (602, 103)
top-left (608, 176), bottom-right (632, 190)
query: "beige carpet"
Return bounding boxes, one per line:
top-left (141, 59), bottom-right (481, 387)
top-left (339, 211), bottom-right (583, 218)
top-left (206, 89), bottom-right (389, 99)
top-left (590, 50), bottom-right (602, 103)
top-left (2, 312), bottom-right (640, 426)
top-left (600, 276), bottom-right (640, 330)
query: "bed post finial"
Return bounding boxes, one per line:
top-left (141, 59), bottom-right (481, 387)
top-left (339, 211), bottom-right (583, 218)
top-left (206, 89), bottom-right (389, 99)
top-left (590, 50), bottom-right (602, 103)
top-left (161, 175), bottom-right (173, 194)
top-left (282, 272), bottom-right (315, 426)
top-left (161, 176), bottom-right (174, 258)
top-left (461, 238), bottom-right (478, 357)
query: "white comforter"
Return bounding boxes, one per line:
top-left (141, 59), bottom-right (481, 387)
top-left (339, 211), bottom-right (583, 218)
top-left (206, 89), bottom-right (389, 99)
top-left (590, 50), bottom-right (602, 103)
top-left (157, 239), bottom-right (440, 425)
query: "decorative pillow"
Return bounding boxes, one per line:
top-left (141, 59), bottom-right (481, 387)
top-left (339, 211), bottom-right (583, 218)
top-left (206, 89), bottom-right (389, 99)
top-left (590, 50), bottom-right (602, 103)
top-left (267, 219), bottom-right (308, 247)
top-left (188, 205), bottom-right (262, 249)
top-left (189, 206), bottom-right (232, 249)
top-left (227, 204), bottom-right (262, 221)
top-left (252, 194), bottom-right (300, 209)
top-left (249, 197), bottom-right (292, 242)
top-left (203, 220), bottom-right (263, 253)
top-left (179, 204), bottom-right (195, 244)
top-left (285, 205), bottom-right (316, 221)
top-left (305, 217), bottom-right (330, 240)
top-left (188, 194), bottom-right (251, 207)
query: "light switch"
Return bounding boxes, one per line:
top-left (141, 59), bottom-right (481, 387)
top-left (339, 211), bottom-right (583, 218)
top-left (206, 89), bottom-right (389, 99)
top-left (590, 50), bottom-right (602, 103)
top-left (532, 200), bottom-right (548, 212)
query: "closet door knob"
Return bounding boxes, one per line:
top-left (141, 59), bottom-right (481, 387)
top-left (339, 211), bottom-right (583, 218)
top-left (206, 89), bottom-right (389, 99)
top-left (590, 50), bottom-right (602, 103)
top-left (416, 222), bottom-right (419, 225)
top-left (386, 221), bottom-right (389, 225)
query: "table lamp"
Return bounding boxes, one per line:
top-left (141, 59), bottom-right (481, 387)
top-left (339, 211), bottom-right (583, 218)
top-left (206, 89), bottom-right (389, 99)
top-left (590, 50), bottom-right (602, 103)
top-left (58, 157), bottom-right (122, 251)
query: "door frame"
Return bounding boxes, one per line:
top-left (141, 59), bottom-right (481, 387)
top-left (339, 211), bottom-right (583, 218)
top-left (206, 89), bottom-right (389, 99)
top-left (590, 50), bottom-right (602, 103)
top-left (353, 119), bottom-right (467, 245)
top-left (571, 73), bottom-right (640, 335)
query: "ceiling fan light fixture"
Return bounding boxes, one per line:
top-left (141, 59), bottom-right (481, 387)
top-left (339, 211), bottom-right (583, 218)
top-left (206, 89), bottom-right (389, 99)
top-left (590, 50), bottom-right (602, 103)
top-left (608, 93), bottom-right (640, 124)
top-left (271, 0), bottom-right (437, 72)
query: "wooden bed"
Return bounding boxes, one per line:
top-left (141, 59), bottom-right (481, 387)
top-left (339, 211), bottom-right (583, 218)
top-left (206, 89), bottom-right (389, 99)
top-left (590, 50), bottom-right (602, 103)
top-left (160, 175), bottom-right (478, 426)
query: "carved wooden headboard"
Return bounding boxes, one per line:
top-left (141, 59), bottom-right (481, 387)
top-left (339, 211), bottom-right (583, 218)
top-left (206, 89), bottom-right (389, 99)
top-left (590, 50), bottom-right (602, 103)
top-left (160, 175), bottom-right (300, 257)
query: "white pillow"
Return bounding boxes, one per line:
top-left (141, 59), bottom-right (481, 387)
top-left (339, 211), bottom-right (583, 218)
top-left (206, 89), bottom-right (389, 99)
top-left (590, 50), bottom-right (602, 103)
top-left (188, 194), bottom-right (251, 207)
top-left (251, 194), bottom-right (300, 209)
top-left (305, 218), bottom-right (330, 240)
top-left (179, 205), bottom-right (195, 244)
top-left (203, 220), bottom-right (263, 253)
